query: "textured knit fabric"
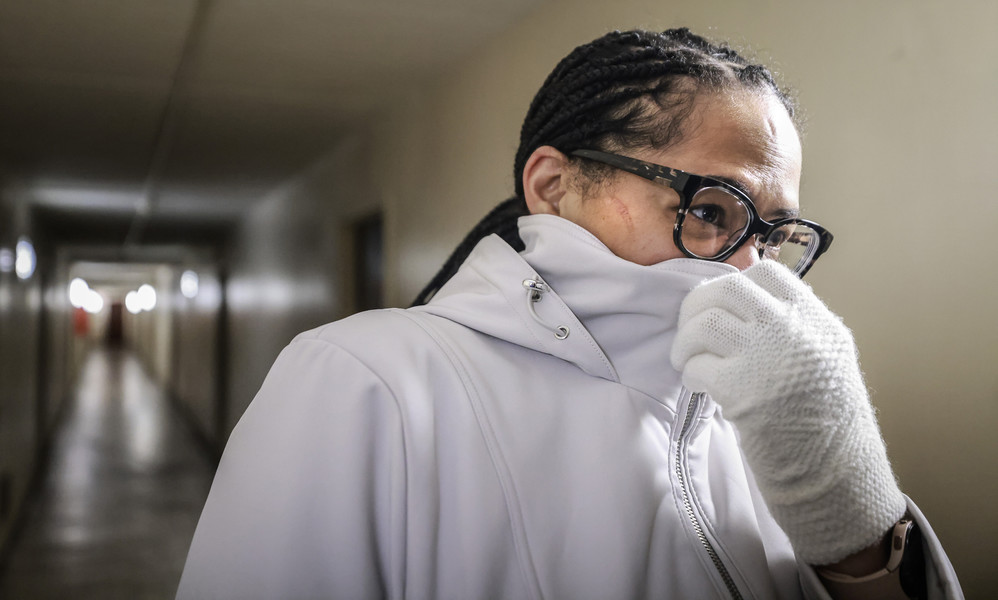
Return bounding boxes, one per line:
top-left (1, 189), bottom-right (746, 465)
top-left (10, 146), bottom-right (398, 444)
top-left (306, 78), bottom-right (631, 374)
top-left (670, 260), bottom-right (907, 564)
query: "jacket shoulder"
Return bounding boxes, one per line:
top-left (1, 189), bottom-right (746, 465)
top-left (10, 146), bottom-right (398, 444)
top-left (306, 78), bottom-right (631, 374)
top-left (294, 308), bottom-right (438, 348)
top-left (286, 308), bottom-right (471, 393)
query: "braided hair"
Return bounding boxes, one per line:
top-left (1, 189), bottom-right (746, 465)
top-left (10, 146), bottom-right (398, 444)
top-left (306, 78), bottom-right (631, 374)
top-left (411, 28), bottom-right (797, 306)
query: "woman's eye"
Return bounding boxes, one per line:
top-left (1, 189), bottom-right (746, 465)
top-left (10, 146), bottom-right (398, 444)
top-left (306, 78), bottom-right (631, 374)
top-left (767, 230), bottom-right (789, 246)
top-left (689, 205), bottom-right (726, 226)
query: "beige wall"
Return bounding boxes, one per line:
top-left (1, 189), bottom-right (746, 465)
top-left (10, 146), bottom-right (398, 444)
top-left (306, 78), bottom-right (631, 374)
top-left (41, 251), bottom-right (78, 439)
top-left (171, 264), bottom-right (223, 450)
top-left (372, 0), bottom-right (996, 594)
top-left (224, 133), bottom-right (379, 437)
top-left (0, 180), bottom-right (41, 555)
top-left (126, 265), bottom-right (176, 388)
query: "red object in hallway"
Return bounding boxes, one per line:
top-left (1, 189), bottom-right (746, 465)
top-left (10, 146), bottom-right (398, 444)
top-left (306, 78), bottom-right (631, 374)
top-left (73, 306), bottom-right (89, 337)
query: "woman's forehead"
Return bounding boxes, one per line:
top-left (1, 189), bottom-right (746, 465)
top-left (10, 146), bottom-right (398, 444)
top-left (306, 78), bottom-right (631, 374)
top-left (652, 91), bottom-right (802, 204)
top-left (683, 92), bottom-right (799, 165)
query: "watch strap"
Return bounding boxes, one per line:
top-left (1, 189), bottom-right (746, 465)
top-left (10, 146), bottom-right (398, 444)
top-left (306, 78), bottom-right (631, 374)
top-left (816, 518), bottom-right (920, 599)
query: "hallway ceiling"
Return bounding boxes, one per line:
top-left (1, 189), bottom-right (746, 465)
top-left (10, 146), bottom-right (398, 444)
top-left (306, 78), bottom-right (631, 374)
top-left (0, 0), bottom-right (541, 247)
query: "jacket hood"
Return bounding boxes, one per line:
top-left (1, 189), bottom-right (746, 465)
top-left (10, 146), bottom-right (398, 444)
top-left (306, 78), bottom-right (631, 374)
top-left (417, 214), bottom-right (736, 402)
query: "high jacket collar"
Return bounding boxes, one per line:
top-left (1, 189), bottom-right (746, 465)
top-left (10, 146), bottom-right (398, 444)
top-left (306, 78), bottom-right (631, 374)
top-left (418, 214), bottom-right (736, 405)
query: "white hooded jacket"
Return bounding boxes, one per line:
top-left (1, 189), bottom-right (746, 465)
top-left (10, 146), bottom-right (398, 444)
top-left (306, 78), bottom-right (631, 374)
top-left (177, 215), bottom-right (962, 599)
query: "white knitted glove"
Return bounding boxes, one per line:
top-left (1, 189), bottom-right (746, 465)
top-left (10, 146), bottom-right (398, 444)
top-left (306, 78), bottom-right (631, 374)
top-left (670, 261), bottom-right (906, 565)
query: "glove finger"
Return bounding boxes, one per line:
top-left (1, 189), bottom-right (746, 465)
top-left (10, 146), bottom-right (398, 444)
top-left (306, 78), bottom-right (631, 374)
top-left (679, 353), bottom-right (722, 395)
top-left (682, 354), bottom-right (753, 416)
top-left (671, 307), bottom-right (748, 369)
top-left (679, 270), bottom-right (782, 327)
top-left (742, 260), bottom-right (812, 304)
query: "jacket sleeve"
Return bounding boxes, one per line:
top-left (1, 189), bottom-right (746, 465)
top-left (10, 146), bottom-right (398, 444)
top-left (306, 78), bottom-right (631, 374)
top-left (798, 496), bottom-right (964, 600)
top-left (176, 335), bottom-right (407, 600)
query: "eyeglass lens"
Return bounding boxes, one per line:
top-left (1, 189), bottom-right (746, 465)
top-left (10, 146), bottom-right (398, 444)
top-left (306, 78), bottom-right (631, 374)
top-left (681, 186), bottom-right (752, 258)
top-left (680, 186), bottom-right (821, 276)
top-left (760, 222), bottom-right (822, 276)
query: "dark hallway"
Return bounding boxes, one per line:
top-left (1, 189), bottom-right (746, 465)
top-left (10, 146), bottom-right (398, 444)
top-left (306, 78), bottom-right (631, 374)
top-left (0, 347), bottom-right (214, 599)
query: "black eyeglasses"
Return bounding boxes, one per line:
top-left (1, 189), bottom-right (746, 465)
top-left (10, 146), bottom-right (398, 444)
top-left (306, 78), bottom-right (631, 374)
top-left (570, 149), bottom-right (833, 278)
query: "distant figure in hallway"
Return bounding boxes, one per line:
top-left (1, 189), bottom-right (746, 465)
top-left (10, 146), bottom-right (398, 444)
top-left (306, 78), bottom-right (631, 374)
top-left (177, 29), bottom-right (962, 599)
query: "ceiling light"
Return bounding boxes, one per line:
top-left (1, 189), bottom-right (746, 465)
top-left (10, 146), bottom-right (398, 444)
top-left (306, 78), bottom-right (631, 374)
top-left (137, 284), bottom-right (157, 311)
top-left (15, 237), bottom-right (36, 280)
top-left (0, 248), bottom-right (13, 273)
top-left (69, 277), bottom-right (90, 308)
top-left (125, 290), bottom-right (142, 314)
top-left (82, 290), bottom-right (104, 314)
top-left (180, 270), bottom-right (199, 299)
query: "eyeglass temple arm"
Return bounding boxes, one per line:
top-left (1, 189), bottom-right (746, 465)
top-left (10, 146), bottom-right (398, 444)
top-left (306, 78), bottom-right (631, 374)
top-left (570, 149), bottom-right (690, 189)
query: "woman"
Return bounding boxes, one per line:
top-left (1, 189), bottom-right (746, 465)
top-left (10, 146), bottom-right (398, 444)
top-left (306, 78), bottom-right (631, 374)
top-left (178, 29), bottom-right (962, 599)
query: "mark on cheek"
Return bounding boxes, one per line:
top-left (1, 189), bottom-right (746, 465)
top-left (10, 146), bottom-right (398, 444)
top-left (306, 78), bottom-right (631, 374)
top-left (609, 196), bottom-right (634, 232)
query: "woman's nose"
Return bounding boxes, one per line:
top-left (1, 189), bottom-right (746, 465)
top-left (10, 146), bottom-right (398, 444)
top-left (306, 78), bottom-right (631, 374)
top-left (724, 237), bottom-right (762, 271)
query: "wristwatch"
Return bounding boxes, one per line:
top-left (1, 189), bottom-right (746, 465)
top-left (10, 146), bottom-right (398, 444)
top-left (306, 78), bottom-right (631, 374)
top-left (816, 518), bottom-right (926, 599)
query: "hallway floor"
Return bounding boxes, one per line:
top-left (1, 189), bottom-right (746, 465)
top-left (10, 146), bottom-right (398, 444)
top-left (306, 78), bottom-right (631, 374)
top-left (0, 347), bottom-right (216, 599)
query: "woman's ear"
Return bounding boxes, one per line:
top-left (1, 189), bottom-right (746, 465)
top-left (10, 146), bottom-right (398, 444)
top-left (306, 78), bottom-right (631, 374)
top-left (522, 146), bottom-right (569, 216)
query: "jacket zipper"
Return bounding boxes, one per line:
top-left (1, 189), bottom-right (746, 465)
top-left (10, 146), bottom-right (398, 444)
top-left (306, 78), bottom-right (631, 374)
top-left (676, 390), bottom-right (745, 600)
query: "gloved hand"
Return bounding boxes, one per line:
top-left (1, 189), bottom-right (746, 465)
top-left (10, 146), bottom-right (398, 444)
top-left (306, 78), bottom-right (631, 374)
top-left (670, 260), bottom-right (906, 565)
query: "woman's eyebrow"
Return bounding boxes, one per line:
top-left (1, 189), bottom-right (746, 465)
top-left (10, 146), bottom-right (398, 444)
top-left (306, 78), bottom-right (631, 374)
top-left (707, 174), bottom-right (752, 196)
top-left (706, 174), bottom-right (800, 219)
top-left (768, 207), bottom-right (801, 220)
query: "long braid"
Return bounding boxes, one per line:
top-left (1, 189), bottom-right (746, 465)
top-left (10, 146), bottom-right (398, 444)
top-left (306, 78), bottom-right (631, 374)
top-left (410, 197), bottom-right (527, 307)
top-left (411, 28), bottom-right (796, 306)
